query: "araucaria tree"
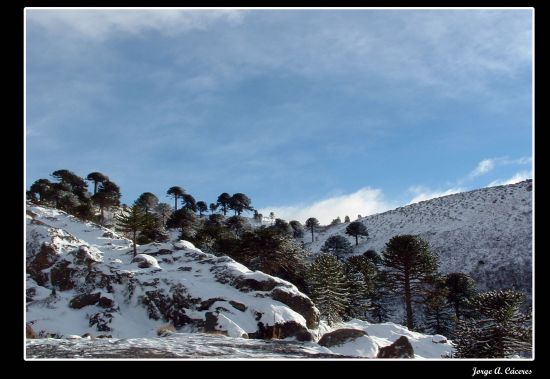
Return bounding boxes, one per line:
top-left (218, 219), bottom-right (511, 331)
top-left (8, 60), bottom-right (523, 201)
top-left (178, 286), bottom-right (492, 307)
top-left (135, 192), bottom-right (159, 214)
top-left (382, 234), bottom-right (438, 330)
top-left (166, 208), bottom-right (196, 240)
top-left (423, 276), bottom-right (454, 336)
top-left (217, 193), bottom-right (232, 216)
top-left (321, 235), bottom-right (353, 258)
top-left (167, 186), bottom-right (185, 211)
top-left (115, 205), bottom-right (150, 257)
top-left (197, 201), bottom-right (208, 217)
top-left (308, 254), bottom-right (350, 326)
top-left (343, 255), bottom-right (377, 320)
top-left (229, 193), bottom-right (253, 216)
top-left (305, 217), bottom-right (320, 242)
top-left (453, 290), bottom-right (532, 358)
top-left (345, 221), bottom-right (369, 246)
top-left (92, 180), bottom-right (121, 224)
top-left (86, 172), bottom-right (109, 195)
top-left (445, 272), bottom-right (476, 320)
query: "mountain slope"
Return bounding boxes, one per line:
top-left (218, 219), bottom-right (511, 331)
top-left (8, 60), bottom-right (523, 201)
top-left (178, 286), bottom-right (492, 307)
top-left (304, 180), bottom-right (533, 294)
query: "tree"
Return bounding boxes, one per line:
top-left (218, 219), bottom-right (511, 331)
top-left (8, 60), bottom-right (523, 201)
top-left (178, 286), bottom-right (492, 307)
top-left (321, 235), bottom-right (353, 258)
top-left (445, 272), bottom-right (476, 320)
top-left (368, 271), bottom-right (394, 323)
top-left (57, 192), bottom-right (80, 213)
top-left (345, 221), bottom-right (369, 246)
top-left (155, 203), bottom-right (172, 226)
top-left (182, 194), bottom-right (197, 212)
top-left (330, 216), bottom-right (341, 226)
top-left (197, 201), bottom-right (208, 217)
top-left (363, 249), bottom-right (382, 265)
top-left (269, 212), bottom-right (275, 225)
top-left (273, 218), bottom-right (292, 236)
top-left (209, 202), bottom-right (219, 214)
top-left (52, 169), bottom-right (88, 201)
top-left (224, 215), bottom-right (249, 237)
top-left (343, 255), bottom-right (377, 320)
top-left (29, 179), bottom-right (52, 203)
top-left (308, 254), bottom-right (350, 326)
top-left (135, 192), bottom-right (159, 214)
top-left (423, 277), bottom-right (454, 336)
top-left (305, 217), bottom-right (320, 242)
top-left (86, 172), bottom-right (109, 195)
top-left (92, 180), bottom-right (121, 224)
top-left (167, 186), bottom-right (185, 211)
top-left (229, 193), bottom-right (253, 216)
top-left (217, 193), bottom-right (232, 216)
top-left (289, 220), bottom-right (304, 239)
top-left (166, 208), bottom-right (196, 240)
top-left (382, 234), bottom-right (438, 330)
top-left (344, 216), bottom-right (351, 223)
top-left (115, 205), bottom-right (150, 257)
top-left (453, 290), bottom-right (531, 358)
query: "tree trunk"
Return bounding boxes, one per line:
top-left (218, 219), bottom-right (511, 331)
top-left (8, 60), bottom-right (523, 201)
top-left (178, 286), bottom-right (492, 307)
top-left (404, 268), bottom-right (414, 330)
top-left (311, 227), bottom-right (314, 242)
top-left (355, 235), bottom-right (358, 246)
top-left (174, 196), bottom-right (178, 211)
top-left (93, 181), bottom-right (98, 195)
top-left (454, 301), bottom-right (460, 320)
top-left (100, 205), bottom-right (105, 225)
top-left (133, 230), bottom-right (137, 257)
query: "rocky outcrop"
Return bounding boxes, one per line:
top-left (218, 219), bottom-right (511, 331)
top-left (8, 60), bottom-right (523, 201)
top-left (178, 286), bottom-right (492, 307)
top-left (26, 205), bottom-right (319, 341)
top-left (318, 329), bottom-right (367, 347)
top-left (377, 336), bottom-right (414, 358)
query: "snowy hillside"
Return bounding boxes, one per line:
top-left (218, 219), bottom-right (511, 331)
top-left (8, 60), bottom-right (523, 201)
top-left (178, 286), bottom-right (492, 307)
top-left (26, 203), bottom-right (455, 359)
top-left (304, 180), bottom-right (533, 294)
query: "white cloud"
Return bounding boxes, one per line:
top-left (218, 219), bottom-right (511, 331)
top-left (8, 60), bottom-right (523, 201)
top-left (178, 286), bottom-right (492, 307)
top-left (488, 171), bottom-right (532, 187)
top-left (258, 187), bottom-right (396, 225)
top-left (469, 159), bottom-right (495, 178)
top-left (26, 9), bottom-right (246, 40)
top-left (408, 186), bottom-right (464, 205)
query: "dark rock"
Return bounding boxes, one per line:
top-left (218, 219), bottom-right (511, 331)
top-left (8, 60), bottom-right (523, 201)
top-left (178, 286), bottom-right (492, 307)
top-left (248, 321), bottom-right (313, 341)
top-left (72, 245), bottom-right (101, 265)
top-left (89, 312), bottom-right (113, 332)
top-left (131, 254), bottom-right (158, 268)
top-left (204, 312), bottom-right (220, 333)
top-left (50, 260), bottom-right (78, 291)
top-left (270, 288), bottom-right (319, 329)
top-left (140, 286), bottom-right (196, 327)
top-left (26, 287), bottom-right (36, 302)
top-left (147, 249), bottom-right (173, 257)
top-left (81, 333), bottom-right (92, 338)
top-left (96, 334), bottom-right (112, 339)
top-left (98, 296), bottom-right (114, 308)
top-left (102, 231), bottom-right (115, 238)
top-left (198, 298), bottom-right (225, 311)
top-left (229, 300), bottom-right (247, 312)
top-left (232, 276), bottom-right (278, 292)
top-left (27, 243), bottom-right (58, 285)
top-left (377, 336), bottom-right (415, 358)
top-left (318, 329), bottom-right (367, 347)
top-left (178, 266), bottom-right (192, 272)
top-left (69, 292), bottom-right (101, 309)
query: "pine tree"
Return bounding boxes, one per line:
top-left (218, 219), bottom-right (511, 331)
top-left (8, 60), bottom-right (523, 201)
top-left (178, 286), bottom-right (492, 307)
top-left (368, 271), bottom-right (393, 323)
top-left (308, 254), bottom-right (350, 326)
top-left (135, 192), bottom-right (159, 214)
top-left (382, 234), bottom-right (438, 330)
top-left (167, 186), bottom-right (185, 211)
top-left (344, 215), bottom-right (351, 223)
top-left (343, 255), bottom-right (377, 320)
top-left (92, 180), bottom-right (121, 225)
top-left (166, 208), bottom-right (196, 240)
top-left (321, 235), bottom-right (353, 258)
top-left (86, 172), bottom-right (109, 195)
top-left (453, 290), bottom-right (531, 358)
top-left (305, 217), bottom-right (320, 242)
top-left (182, 194), bottom-right (197, 212)
top-left (289, 220), bottom-right (304, 238)
top-left (115, 205), bottom-right (150, 257)
top-left (197, 201), bottom-right (208, 217)
top-left (217, 193), bottom-right (231, 216)
top-left (229, 193), bottom-right (253, 216)
top-left (345, 221), bottom-right (369, 246)
top-left (155, 203), bottom-right (172, 226)
top-left (423, 277), bottom-right (454, 336)
top-left (445, 272), bottom-right (476, 320)
top-left (209, 202), bottom-right (219, 214)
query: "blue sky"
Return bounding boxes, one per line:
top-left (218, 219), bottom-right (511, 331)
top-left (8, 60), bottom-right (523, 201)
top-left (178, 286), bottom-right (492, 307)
top-left (25, 8), bottom-right (533, 223)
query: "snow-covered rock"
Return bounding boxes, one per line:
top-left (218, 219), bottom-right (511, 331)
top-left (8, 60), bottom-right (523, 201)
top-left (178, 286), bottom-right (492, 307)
top-left (25, 204), bottom-right (319, 340)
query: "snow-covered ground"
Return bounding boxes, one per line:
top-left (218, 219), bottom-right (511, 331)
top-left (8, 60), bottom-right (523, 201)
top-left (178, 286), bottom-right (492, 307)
top-left (303, 180), bottom-right (533, 294)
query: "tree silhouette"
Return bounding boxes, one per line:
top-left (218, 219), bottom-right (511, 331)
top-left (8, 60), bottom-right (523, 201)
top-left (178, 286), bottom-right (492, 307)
top-left (305, 217), bottom-right (320, 242)
top-left (115, 205), bottom-right (149, 257)
top-left (135, 192), bottom-right (159, 214)
top-left (345, 221), bottom-right (369, 246)
top-left (167, 186), bottom-right (185, 211)
top-left (217, 193), bottom-right (232, 216)
top-left (86, 172), bottom-right (109, 195)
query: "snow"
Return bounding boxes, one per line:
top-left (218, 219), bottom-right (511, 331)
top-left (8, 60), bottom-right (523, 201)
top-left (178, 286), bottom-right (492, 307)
top-left (303, 180), bottom-right (532, 295)
top-left (327, 335), bottom-right (379, 358)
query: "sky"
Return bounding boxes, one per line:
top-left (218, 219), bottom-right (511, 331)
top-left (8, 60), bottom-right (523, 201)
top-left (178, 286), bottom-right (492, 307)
top-left (25, 8), bottom-right (533, 224)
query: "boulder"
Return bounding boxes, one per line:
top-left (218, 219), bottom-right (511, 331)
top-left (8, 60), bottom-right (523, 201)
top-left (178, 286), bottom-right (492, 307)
top-left (318, 328), bottom-right (367, 347)
top-left (232, 276), bottom-right (279, 292)
top-left (270, 288), bottom-right (319, 329)
top-left (50, 260), bottom-right (78, 291)
top-left (132, 254), bottom-right (160, 269)
top-left (27, 243), bottom-right (58, 285)
top-left (377, 336), bottom-right (415, 358)
top-left (69, 292), bottom-right (101, 309)
top-left (89, 312), bottom-right (113, 332)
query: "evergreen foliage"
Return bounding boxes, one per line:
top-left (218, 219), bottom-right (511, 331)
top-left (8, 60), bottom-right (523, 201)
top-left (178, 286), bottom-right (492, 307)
top-left (135, 192), bottom-right (159, 214)
top-left (453, 290), bottom-right (532, 358)
top-left (308, 254), bottom-right (350, 325)
top-left (345, 221), bottom-right (369, 246)
top-left (343, 255), bottom-right (377, 320)
top-left (166, 186), bottom-right (185, 211)
top-left (115, 204), bottom-right (150, 257)
top-left (321, 235), bottom-right (353, 258)
top-left (166, 208), bottom-right (196, 240)
top-left (382, 234), bottom-right (438, 330)
top-left (217, 193), bottom-right (232, 216)
top-left (305, 217), bottom-right (320, 242)
top-left (445, 272), bottom-right (476, 320)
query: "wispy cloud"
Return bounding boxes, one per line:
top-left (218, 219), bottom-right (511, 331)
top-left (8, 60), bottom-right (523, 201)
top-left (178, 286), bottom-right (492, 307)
top-left (407, 186), bottom-right (464, 205)
top-left (258, 187), bottom-right (396, 225)
top-left (469, 159), bottom-right (496, 178)
top-left (488, 171), bottom-right (532, 187)
top-left (26, 9), bottom-right (246, 40)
